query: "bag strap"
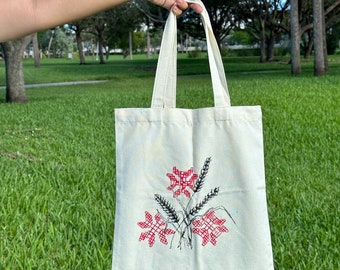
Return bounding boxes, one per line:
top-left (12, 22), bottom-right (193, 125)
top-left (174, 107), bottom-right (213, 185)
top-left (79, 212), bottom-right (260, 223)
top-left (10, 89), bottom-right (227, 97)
top-left (151, 0), bottom-right (230, 108)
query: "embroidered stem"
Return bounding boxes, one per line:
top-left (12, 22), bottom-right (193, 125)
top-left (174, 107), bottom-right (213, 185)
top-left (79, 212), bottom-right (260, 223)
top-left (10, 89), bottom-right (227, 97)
top-left (154, 194), bottom-right (180, 223)
top-left (189, 187), bottom-right (220, 216)
top-left (186, 157), bottom-right (212, 212)
top-left (193, 157), bottom-right (212, 193)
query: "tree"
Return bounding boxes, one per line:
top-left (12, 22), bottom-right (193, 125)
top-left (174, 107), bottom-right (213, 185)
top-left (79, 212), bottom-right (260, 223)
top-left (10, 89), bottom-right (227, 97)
top-left (32, 33), bottom-right (41, 67)
top-left (298, 0), bottom-right (340, 58)
top-left (83, 3), bottom-right (143, 63)
top-left (134, 0), bottom-right (169, 58)
top-left (235, 0), bottom-right (290, 62)
top-left (290, 0), bottom-right (302, 75)
top-left (86, 13), bottom-right (107, 64)
top-left (227, 30), bottom-right (255, 46)
top-left (1, 35), bottom-right (33, 103)
top-left (68, 19), bottom-right (89, 64)
top-left (313, 0), bottom-right (326, 76)
top-left (178, 0), bottom-right (238, 51)
top-left (105, 3), bottom-right (145, 59)
top-left (39, 28), bottom-right (72, 58)
top-left (265, 0), bottom-right (290, 61)
top-left (134, 0), bottom-right (168, 26)
top-left (299, 0), bottom-right (314, 58)
top-left (286, 0), bottom-right (340, 75)
top-left (327, 20), bottom-right (340, 54)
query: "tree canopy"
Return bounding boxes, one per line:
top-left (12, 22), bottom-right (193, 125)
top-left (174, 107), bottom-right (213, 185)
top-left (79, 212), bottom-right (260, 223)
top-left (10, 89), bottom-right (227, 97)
top-left (1, 0), bottom-right (340, 102)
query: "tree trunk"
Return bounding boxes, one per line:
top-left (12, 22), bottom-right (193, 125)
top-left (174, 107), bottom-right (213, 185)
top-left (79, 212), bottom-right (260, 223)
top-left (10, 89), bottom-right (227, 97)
top-left (32, 33), bottom-right (41, 68)
top-left (1, 35), bottom-right (33, 103)
top-left (259, 20), bottom-right (266, 63)
top-left (304, 30), bottom-right (313, 59)
top-left (291, 0), bottom-right (301, 75)
top-left (76, 31), bottom-right (86, 65)
top-left (266, 32), bottom-right (276, 62)
top-left (129, 31), bottom-right (133, 60)
top-left (214, 31), bottom-right (223, 52)
top-left (321, 4), bottom-right (328, 71)
top-left (146, 24), bottom-right (151, 59)
top-left (313, 0), bottom-right (326, 76)
top-left (105, 46), bottom-right (110, 61)
top-left (97, 32), bottom-right (105, 64)
top-left (47, 30), bottom-right (54, 58)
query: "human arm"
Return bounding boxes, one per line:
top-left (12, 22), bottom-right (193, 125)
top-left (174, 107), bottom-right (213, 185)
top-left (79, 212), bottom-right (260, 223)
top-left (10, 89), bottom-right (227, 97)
top-left (0, 0), bottom-right (202, 42)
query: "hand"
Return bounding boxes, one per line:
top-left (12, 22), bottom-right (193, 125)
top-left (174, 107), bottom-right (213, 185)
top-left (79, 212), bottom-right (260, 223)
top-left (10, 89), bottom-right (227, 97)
top-left (149, 0), bottom-right (203, 16)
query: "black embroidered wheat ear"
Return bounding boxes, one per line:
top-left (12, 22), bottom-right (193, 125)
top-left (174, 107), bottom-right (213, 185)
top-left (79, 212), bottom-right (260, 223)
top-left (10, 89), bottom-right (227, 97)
top-left (189, 187), bottom-right (219, 216)
top-left (154, 194), bottom-right (180, 223)
top-left (193, 157), bottom-right (212, 193)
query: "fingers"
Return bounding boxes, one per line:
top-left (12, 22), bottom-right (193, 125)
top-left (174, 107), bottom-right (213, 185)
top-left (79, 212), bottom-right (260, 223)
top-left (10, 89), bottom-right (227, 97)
top-left (149, 0), bottom-right (202, 16)
top-left (189, 3), bottom-right (203, 14)
top-left (172, 0), bottom-right (188, 15)
top-left (163, 0), bottom-right (186, 16)
top-left (171, 4), bottom-right (184, 16)
top-left (172, 1), bottom-right (203, 16)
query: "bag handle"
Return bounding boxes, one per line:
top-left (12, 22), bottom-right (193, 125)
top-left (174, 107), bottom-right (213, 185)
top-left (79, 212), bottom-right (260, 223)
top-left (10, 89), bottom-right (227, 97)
top-left (151, 0), bottom-right (230, 108)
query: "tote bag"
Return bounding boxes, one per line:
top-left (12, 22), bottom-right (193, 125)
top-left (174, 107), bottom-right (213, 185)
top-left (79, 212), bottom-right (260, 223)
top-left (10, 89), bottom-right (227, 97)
top-left (112, 1), bottom-right (274, 269)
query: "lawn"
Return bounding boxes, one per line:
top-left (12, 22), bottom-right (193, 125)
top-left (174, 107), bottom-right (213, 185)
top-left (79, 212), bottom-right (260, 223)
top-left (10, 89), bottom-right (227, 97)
top-left (0, 55), bottom-right (339, 269)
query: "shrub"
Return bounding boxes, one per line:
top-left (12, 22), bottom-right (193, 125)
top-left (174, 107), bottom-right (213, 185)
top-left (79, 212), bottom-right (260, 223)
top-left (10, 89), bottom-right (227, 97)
top-left (188, 50), bottom-right (201, 58)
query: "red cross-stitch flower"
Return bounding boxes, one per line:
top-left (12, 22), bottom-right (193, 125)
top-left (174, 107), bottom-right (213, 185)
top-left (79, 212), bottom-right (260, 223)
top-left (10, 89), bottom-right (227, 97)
top-left (137, 211), bottom-right (175, 247)
top-left (166, 166), bottom-right (198, 198)
top-left (192, 210), bottom-right (229, 246)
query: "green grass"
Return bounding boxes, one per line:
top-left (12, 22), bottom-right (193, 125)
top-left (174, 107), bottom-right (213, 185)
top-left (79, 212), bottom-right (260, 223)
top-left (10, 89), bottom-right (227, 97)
top-left (0, 56), bottom-right (339, 269)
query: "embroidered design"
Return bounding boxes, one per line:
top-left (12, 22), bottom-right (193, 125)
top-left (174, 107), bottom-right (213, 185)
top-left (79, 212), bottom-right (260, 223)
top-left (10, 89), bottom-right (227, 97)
top-left (192, 210), bottom-right (229, 246)
top-left (137, 211), bottom-right (176, 247)
top-left (137, 157), bottom-right (236, 249)
top-left (166, 167), bottom-right (198, 198)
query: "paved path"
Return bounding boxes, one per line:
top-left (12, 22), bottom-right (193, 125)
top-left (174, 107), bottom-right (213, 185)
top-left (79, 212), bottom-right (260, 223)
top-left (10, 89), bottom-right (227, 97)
top-left (0, 80), bottom-right (107, 90)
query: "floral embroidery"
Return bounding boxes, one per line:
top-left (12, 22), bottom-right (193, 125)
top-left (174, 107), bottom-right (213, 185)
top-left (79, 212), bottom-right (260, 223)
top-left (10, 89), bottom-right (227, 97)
top-left (166, 167), bottom-right (198, 198)
top-left (137, 211), bottom-right (175, 247)
top-left (137, 157), bottom-right (235, 249)
top-left (192, 210), bottom-right (229, 246)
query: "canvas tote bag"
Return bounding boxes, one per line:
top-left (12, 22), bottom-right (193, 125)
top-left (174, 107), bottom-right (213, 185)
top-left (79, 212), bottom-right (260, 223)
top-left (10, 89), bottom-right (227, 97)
top-left (112, 1), bottom-right (274, 269)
